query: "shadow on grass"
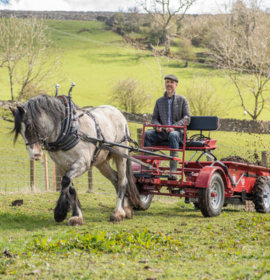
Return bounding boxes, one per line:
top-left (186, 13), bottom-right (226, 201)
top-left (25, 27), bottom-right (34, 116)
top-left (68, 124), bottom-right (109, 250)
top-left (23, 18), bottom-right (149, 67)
top-left (84, 52), bottom-right (152, 64)
top-left (0, 212), bottom-right (64, 230)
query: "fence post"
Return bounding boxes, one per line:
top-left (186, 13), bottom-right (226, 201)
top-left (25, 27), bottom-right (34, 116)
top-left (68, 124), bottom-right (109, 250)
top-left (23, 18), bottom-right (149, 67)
top-left (261, 151), bottom-right (268, 168)
top-left (44, 154), bottom-right (49, 192)
top-left (53, 162), bottom-right (56, 191)
top-left (52, 163), bottom-right (62, 192)
top-left (56, 168), bottom-right (62, 192)
top-left (87, 168), bottom-right (94, 193)
top-left (137, 128), bottom-right (143, 154)
top-left (30, 160), bottom-right (35, 192)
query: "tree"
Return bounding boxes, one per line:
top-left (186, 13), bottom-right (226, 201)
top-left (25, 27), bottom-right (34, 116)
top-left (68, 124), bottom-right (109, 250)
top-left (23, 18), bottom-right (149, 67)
top-left (0, 17), bottom-right (62, 101)
top-left (183, 76), bottom-right (227, 117)
top-left (109, 78), bottom-right (152, 113)
top-left (208, 0), bottom-right (270, 120)
top-left (0, 0), bottom-right (10, 3)
top-left (136, 0), bottom-right (197, 55)
top-left (180, 15), bottom-right (216, 47)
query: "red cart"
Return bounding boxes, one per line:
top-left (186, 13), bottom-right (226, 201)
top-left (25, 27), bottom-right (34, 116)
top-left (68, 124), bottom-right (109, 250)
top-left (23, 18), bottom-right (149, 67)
top-left (132, 116), bottom-right (270, 217)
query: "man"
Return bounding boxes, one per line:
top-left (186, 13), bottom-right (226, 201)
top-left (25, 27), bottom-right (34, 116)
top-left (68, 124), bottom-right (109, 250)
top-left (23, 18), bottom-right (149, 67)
top-left (144, 74), bottom-right (191, 176)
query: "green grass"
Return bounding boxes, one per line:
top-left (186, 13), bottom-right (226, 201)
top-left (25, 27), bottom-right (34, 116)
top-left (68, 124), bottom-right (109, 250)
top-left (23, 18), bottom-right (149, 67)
top-left (0, 19), bottom-right (267, 120)
top-left (0, 192), bottom-right (270, 279)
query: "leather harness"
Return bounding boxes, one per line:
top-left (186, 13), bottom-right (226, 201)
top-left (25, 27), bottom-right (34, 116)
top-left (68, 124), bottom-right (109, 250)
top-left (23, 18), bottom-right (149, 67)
top-left (40, 95), bottom-right (138, 165)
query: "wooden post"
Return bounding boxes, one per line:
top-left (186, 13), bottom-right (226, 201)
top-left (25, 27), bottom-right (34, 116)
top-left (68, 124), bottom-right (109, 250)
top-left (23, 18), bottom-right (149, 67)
top-left (44, 154), bottom-right (49, 192)
top-left (56, 168), bottom-right (62, 192)
top-left (30, 160), bottom-right (35, 193)
top-left (137, 128), bottom-right (143, 155)
top-left (53, 162), bottom-right (56, 192)
top-left (87, 168), bottom-right (94, 193)
top-left (261, 151), bottom-right (268, 168)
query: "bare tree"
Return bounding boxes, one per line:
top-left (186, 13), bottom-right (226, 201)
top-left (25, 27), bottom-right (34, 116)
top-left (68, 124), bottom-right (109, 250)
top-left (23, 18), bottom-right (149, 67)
top-left (0, 17), bottom-right (62, 101)
top-left (180, 15), bottom-right (216, 47)
top-left (109, 77), bottom-right (152, 113)
top-left (137, 0), bottom-right (197, 54)
top-left (208, 0), bottom-right (270, 120)
top-left (183, 76), bottom-right (227, 117)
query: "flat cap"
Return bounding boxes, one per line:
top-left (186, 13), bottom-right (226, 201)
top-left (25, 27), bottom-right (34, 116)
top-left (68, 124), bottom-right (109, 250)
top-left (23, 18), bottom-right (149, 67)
top-left (164, 74), bottom-right (178, 83)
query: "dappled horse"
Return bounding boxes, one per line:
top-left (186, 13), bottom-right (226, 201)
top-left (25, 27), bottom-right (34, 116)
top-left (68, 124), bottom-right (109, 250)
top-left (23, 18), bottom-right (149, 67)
top-left (10, 94), bottom-right (142, 226)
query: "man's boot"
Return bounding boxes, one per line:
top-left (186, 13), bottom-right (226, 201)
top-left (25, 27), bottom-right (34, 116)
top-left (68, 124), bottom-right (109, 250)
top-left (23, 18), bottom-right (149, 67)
top-left (169, 151), bottom-right (178, 180)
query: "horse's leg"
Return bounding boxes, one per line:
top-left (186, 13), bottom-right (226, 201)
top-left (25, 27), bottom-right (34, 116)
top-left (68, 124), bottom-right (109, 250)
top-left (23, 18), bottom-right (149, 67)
top-left (96, 158), bottom-right (133, 221)
top-left (112, 155), bottom-right (131, 222)
top-left (54, 160), bottom-right (87, 226)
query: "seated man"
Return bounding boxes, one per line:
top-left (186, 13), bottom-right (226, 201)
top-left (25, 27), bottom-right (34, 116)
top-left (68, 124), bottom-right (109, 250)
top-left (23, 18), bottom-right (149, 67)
top-left (144, 74), bottom-right (191, 175)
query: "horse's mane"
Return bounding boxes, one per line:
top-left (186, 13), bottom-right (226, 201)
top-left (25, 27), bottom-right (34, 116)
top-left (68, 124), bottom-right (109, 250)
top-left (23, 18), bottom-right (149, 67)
top-left (12, 94), bottom-right (66, 144)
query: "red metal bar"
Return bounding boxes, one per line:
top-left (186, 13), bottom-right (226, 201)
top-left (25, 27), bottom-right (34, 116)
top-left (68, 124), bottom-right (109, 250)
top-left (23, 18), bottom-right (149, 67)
top-left (181, 119), bottom-right (188, 185)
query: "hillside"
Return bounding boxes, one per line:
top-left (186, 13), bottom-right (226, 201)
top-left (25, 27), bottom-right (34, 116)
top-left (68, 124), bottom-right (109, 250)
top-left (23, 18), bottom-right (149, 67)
top-left (0, 19), bottom-right (267, 120)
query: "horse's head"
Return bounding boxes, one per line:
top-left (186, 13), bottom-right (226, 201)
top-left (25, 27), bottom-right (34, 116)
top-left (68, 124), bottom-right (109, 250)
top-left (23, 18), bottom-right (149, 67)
top-left (10, 106), bottom-right (43, 161)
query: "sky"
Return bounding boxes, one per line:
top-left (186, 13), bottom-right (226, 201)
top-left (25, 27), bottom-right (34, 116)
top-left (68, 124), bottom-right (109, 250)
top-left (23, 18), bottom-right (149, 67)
top-left (1, 0), bottom-right (269, 14)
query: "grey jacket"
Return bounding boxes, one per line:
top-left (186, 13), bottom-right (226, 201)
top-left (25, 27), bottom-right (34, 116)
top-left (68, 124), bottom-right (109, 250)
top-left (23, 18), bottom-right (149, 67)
top-left (152, 92), bottom-right (191, 130)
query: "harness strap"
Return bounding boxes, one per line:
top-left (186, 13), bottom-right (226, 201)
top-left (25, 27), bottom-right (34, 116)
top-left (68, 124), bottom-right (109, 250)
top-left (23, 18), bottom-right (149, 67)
top-left (83, 110), bottom-right (106, 164)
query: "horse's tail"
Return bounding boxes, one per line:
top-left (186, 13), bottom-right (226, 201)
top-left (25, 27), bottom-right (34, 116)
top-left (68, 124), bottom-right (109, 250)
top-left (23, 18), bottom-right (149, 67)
top-left (126, 158), bottom-right (142, 208)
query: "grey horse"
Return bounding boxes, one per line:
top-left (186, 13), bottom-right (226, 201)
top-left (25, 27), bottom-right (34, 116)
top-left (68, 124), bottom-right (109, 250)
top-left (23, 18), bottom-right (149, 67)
top-left (10, 94), bottom-right (142, 226)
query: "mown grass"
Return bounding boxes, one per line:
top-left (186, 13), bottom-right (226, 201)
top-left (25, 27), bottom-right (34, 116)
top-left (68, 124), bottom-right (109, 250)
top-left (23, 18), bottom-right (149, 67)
top-left (0, 191), bottom-right (270, 279)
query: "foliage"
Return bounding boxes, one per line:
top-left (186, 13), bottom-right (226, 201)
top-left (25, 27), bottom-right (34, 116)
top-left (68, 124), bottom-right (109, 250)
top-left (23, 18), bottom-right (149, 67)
top-left (208, 0), bottom-right (270, 120)
top-left (0, 17), bottom-right (63, 101)
top-left (29, 228), bottom-right (181, 255)
top-left (180, 15), bottom-right (216, 47)
top-left (136, 0), bottom-right (197, 54)
top-left (182, 76), bottom-right (227, 117)
top-left (124, 7), bottom-right (142, 33)
top-left (109, 77), bottom-right (152, 113)
top-left (108, 12), bottom-right (125, 26)
top-left (178, 38), bottom-right (196, 61)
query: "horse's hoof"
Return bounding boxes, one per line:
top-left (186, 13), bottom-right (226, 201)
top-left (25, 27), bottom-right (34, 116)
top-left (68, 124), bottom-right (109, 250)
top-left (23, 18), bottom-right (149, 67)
top-left (67, 216), bottom-right (83, 226)
top-left (110, 210), bottom-right (125, 222)
top-left (124, 207), bottom-right (134, 219)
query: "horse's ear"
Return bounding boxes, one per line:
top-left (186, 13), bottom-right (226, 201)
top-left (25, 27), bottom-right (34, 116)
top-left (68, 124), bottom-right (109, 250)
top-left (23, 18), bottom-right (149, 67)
top-left (9, 107), bottom-right (16, 117)
top-left (17, 106), bottom-right (26, 116)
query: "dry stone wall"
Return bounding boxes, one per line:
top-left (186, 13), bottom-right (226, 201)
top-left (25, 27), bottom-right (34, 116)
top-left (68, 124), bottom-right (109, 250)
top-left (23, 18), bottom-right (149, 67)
top-left (1, 101), bottom-right (269, 134)
top-left (124, 113), bottom-right (270, 134)
top-left (0, 10), bottom-right (125, 21)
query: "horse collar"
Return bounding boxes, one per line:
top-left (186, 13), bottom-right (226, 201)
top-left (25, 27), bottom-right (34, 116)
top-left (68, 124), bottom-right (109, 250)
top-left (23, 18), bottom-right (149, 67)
top-left (43, 95), bottom-right (80, 152)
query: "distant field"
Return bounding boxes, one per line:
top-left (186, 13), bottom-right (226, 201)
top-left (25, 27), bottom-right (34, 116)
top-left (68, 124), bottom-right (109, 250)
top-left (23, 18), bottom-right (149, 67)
top-left (0, 19), bottom-right (267, 120)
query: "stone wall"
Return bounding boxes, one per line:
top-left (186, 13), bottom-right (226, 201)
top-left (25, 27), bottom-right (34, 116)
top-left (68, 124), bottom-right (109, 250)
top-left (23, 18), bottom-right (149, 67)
top-left (124, 113), bottom-right (270, 134)
top-left (219, 118), bottom-right (270, 134)
top-left (1, 100), bottom-right (269, 134)
top-left (0, 10), bottom-right (127, 21)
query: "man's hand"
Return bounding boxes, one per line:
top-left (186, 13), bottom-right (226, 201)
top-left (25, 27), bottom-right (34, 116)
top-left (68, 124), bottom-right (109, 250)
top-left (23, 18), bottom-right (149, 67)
top-left (166, 128), bottom-right (175, 133)
top-left (156, 127), bottom-right (162, 132)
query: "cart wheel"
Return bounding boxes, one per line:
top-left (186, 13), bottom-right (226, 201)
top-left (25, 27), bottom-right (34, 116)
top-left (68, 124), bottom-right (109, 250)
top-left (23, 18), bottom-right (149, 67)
top-left (199, 173), bottom-right (224, 217)
top-left (253, 177), bottom-right (270, 214)
top-left (133, 182), bottom-right (153, 211)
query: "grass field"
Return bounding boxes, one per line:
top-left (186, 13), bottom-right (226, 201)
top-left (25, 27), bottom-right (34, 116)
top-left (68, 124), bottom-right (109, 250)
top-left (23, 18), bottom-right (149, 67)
top-left (0, 19), bottom-right (267, 120)
top-left (0, 191), bottom-right (270, 279)
top-left (1, 19), bottom-right (270, 279)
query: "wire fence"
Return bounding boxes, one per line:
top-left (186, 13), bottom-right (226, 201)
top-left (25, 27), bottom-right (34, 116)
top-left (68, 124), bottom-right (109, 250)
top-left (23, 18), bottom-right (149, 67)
top-left (0, 120), bottom-right (269, 194)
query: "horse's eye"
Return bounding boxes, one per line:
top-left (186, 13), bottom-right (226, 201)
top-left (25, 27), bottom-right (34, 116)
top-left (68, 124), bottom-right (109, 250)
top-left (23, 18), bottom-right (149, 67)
top-left (27, 125), bottom-right (32, 131)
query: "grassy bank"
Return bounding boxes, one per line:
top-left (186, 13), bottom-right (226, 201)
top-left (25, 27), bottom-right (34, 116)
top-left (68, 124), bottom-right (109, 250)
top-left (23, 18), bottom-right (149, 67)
top-left (0, 20), bottom-right (267, 120)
